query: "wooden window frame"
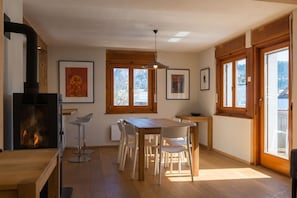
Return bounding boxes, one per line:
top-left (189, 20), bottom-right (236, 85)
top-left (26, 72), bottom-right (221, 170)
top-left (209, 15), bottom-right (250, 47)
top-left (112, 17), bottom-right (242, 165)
top-left (216, 51), bottom-right (252, 117)
top-left (106, 50), bottom-right (157, 114)
top-left (221, 55), bottom-right (247, 111)
top-left (215, 34), bottom-right (253, 118)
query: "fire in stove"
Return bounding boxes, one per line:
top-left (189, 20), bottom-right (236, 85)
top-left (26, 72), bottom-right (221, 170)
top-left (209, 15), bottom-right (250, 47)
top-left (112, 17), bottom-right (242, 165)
top-left (21, 129), bottom-right (43, 148)
top-left (19, 105), bottom-right (47, 148)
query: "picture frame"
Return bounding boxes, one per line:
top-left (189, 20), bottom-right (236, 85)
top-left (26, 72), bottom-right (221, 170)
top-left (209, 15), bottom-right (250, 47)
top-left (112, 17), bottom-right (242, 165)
top-left (200, 67), bottom-right (210, 91)
top-left (166, 69), bottom-right (190, 100)
top-left (58, 60), bottom-right (94, 103)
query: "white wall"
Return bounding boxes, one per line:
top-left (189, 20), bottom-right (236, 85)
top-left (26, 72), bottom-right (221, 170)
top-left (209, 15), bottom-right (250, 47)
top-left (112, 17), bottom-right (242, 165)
top-left (47, 47), bottom-right (200, 147)
top-left (213, 115), bottom-right (253, 162)
top-left (196, 47), bottom-right (216, 146)
top-left (3, 0), bottom-right (25, 149)
top-left (196, 45), bottom-right (253, 163)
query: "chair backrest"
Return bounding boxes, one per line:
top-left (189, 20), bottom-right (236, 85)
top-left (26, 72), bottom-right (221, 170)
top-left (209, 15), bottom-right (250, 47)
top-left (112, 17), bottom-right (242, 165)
top-left (124, 123), bottom-right (138, 146)
top-left (172, 117), bottom-right (181, 122)
top-left (117, 119), bottom-right (124, 132)
top-left (181, 119), bottom-right (197, 127)
top-left (161, 126), bottom-right (189, 139)
top-left (124, 123), bottom-right (137, 136)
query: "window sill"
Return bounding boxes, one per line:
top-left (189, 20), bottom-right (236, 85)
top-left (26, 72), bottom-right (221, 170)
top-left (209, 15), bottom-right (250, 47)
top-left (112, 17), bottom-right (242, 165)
top-left (215, 112), bottom-right (253, 119)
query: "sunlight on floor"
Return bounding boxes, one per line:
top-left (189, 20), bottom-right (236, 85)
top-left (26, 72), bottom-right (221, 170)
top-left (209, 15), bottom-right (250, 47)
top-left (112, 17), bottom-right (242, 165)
top-left (167, 168), bottom-right (271, 182)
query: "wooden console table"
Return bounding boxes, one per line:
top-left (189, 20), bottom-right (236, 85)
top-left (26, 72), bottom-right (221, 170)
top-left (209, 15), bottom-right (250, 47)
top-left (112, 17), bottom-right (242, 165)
top-left (0, 149), bottom-right (60, 198)
top-left (62, 108), bottom-right (78, 116)
top-left (176, 115), bottom-right (213, 150)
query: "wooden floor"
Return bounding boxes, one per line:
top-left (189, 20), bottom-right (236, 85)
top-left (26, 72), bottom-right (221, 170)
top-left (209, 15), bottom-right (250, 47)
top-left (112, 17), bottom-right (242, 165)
top-left (62, 146), bottom-right (292, 198)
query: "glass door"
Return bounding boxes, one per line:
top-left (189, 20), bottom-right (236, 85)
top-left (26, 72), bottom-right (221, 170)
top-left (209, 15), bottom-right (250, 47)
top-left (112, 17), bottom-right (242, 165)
top-left (260, 42), bottom-right (290, 175)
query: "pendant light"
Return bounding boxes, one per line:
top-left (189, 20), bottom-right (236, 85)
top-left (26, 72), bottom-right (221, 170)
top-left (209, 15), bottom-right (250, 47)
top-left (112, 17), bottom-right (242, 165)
top-left (143, 29), bottom-right (169, 69)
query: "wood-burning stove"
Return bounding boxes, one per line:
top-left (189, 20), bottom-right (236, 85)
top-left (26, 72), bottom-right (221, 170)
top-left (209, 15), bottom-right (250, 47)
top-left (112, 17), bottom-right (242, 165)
top-left (4, 21), bottom-right (64, 152)
top-left (13, 93), bottom-right (62, 150)
top-left (4, 21), bottom-right (71, 198)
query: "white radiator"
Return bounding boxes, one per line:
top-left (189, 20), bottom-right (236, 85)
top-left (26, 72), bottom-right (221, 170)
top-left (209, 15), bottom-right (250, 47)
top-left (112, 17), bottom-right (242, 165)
top-left (110, 124), bottom-right (121, 141)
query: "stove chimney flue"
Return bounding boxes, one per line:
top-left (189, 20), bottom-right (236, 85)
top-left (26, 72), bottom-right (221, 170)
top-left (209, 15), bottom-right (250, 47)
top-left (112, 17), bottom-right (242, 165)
top-left (4, 21), bottom-right (39, 94)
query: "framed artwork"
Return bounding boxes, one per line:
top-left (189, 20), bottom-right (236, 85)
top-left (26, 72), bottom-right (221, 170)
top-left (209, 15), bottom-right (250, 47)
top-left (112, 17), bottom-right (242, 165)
top-left (58, 60), bottom-right (94, 103)
top-left (200, 67), bottom-right (210, 91)
top-left (166, 69), bottom-right (190, 100)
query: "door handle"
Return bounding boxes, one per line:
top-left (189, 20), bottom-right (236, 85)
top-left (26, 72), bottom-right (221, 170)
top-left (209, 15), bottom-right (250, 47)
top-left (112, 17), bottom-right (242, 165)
top-left (255, 97), bottom-right (263, 115)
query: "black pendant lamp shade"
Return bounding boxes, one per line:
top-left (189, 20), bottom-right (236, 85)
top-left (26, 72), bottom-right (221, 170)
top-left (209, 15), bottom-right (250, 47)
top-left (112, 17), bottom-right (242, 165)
top-left (143, 29), bottom-right (169, 69)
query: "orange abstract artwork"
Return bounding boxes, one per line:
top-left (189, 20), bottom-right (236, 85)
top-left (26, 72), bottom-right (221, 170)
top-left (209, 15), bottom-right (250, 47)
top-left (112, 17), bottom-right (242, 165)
top-left (65, 67), bottom-right (88, 97)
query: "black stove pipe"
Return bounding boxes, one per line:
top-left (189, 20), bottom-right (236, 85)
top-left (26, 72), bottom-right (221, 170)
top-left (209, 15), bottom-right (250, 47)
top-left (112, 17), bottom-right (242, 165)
top-left (4, 21), bottom-right (39, 94)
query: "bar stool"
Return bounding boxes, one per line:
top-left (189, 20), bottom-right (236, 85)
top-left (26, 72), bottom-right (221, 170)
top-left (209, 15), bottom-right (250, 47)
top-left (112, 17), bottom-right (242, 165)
top-left (68, 113), bottom-right (93, 163)
top-left (74, 113), bottom-right (94, 155)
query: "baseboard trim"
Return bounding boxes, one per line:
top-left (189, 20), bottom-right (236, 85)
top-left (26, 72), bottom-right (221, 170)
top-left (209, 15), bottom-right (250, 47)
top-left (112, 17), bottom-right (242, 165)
top-left (65, 145), bottom-right (118, 150)
top-left (212, 148), bottom-right (252, 165)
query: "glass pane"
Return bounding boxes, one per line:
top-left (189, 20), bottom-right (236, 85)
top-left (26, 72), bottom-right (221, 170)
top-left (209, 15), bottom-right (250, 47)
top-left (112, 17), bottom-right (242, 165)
top-left (223, 62), bottom-right (233, 107)
top-left (264, 47), bottom-right (289, 159)
top-left (134, 69), bottom-right (148, 106)
top-left (113, 68), bottom-right (128, 106)
top-left (235, 59), bottom-right (246, 108)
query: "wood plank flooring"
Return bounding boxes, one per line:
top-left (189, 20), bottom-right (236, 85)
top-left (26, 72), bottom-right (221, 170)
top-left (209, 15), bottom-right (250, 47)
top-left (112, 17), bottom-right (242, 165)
top-left (62, 146), bottom-right (292, 198)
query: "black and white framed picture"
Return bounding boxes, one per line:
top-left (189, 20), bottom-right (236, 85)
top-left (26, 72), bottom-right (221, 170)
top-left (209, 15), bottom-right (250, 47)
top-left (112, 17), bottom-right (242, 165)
top-left (200, 67), bottom-right (210, 91)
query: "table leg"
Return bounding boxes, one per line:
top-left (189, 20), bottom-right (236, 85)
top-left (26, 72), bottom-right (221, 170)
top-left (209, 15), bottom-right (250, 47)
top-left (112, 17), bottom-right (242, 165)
top-left (207, 117), bottom-right (213, 150)
top-left (138, 129), bottom-right (145, 181)
top-left (191, 125), bottom-right (199, 176)
top-left (48, 155), bottom-right (60, 198)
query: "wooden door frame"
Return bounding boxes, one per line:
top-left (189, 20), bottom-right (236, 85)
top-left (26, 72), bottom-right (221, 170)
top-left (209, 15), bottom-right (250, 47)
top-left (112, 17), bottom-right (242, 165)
top-left (253, 35), bottom-right (292, 175)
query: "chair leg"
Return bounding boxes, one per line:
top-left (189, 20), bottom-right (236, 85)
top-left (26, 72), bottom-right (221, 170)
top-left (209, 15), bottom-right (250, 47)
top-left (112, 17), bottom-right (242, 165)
top-left (154, 148), bottom-right (159, 176)
top-left (132, 148), bottom-right (138, 179)
top-left (118, 142), bottom-right (126, 167)
top-left (164, 152), bottom-right (169, 168)
top-left (145, 146), bottom-right (149, 169)
top-left (117, 139), bottom-right (123, 164)
top-left (119, 146), bottom-right (128, 171)
top-left (158, 151), bottom-right (163, 185)
top-left (188, 149), bottom-right (194, 182)
top-left (184, 151), bottom-right (190, 166)
top-left (170, 153), bottom-right (175, 173)
top-left (116, 146), bottom-right (121, 164)
top-left (178, 153), bottom-right (182, 173)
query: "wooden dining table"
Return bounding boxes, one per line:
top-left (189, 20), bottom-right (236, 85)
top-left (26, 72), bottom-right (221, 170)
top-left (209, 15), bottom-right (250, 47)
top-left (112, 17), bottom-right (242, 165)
top-left (124, 118), bottom-right (199, 181)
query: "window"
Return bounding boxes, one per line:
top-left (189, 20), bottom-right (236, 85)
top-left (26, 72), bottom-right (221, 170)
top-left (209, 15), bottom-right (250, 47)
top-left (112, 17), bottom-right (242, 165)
top-left (113, 67), bottom-right (149, 107)
top-left (218, 55), bottom-right (248, 116)
top-left (106, 50), bottom-right (156, 114)
top-left (223, 58), bottom-right (246, 108)
top-left (215, 34), bottom-right (252, 117)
